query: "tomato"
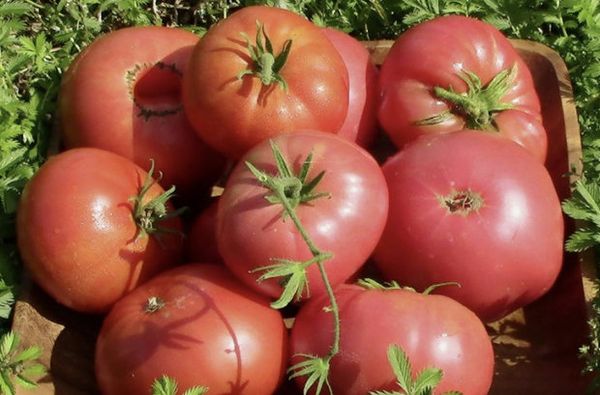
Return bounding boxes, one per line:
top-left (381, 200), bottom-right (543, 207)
top-left (95, 264), bottom-right (288, 395)
top-left (59, 26), bottom-right (224, 195)
top-left (183, 6), bottom-right (349, 159)
top-left (373, 131), bottom-right (564, 322)
top-left (378, 15), bottom-right (547, 163)
top-left (217, 130), bottom-right (388, 301)
top-left (290, 283), bottom-right (494, 395)
top-left (17, 148), bottom-right (183, 313)
top-left (185, 198), bottom-right (222, 263)
top-left (321, 27), bottom-right (378, 148)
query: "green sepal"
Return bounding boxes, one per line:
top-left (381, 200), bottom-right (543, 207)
top-left (238, 20), bottom-right (293, 92)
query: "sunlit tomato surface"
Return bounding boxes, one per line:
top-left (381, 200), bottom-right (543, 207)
top-left (322, 27), bottom-right (379, 148)
top-left (217, 131), bottom-right (388, 301)
top-left (17, 148), bottom-right (183, 313)
top-left (379, 15), bottom-right (547, 163)
top-left (183, 6), bottom-right (349, 159)
top-left (373, 131), bottom-right (564, 322)
top-left (291, 284), bottom-right (494, 395)
top-left (59, 26), bottom-right (224, 194)
top-left (95, 264), bottom-right (288, 395)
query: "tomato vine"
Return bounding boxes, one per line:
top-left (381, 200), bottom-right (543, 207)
top-left (245, 141), bottom-right (339, 394)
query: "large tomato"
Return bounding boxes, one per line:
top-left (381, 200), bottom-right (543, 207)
top-left (290, 283), bottom-right (494, 395)
top-left (217, 131), bottom-right (388, 301)
top-left (321, 27), bottom-right (379, 148)
top-left (373, 131), bottom-right (564, 322)
top-left (17, 148), bottom-right (183, 313)
top-left (378, 15), bottom-right (547, 163)
top-left (59, 26), bottom-right (224, 195)
top-left (183, 6), bottom-right (349, 159)
top-left (95, 264), bottom-right (288, 395)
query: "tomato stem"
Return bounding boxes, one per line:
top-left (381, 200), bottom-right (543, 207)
top-left (419, 64), bottom-right (517, 130)
top-left (272, 180), bottom-right (340, 357)
top-left (245, 141), bottom-right (340, 393)
top-left (438, 189), bottom-right (484, 216)
top-left (131, 159), bottom-right (186, 239)
top-left (145, 296), bottom-right (165, 313)
top-left (237, 20), bottom-right (292, 91)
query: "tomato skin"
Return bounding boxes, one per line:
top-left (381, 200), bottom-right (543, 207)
top-left (185, 199), bottom-right (222, 263)
top-left (373, 131), bottom-right (564, 322)
top-left (217, 130), bottom-right (388, 300)
top-left (291, 284), bottom-right (494, 395)
top-left (321, 27), bottom-right (378, 148)
top-left (59, 26), bottom-right (224, 194)
top-left (378, 15), bottom-right (547, 163)
top-left (183, 6), bottom-right (349, 159)
top-left (95, 264), bottom-right (288, 395)
top-left (17, 148), bottom-right (183, 313)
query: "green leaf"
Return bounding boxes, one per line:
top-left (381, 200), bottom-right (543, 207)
top-left (0, 371), bottom-right (15, 395)
top-left (387, 344), bottom-right (414, 393)
top-left (182, 386), bottom-right (209, 395)
top-left (0, 331), bottom-right (16, 357)
top-left (14, 346), bottom-right (41, 363)
top-left (377, 344), bottom-right (462, 395)
top-left (413, 368), bottom-right (442, 395)
top-left (14, 374), bottom-right (38, 389)
top-left (565, 228), bottom-right (600, 252)
top-left (252, 259), bottom-right (309, 308)
top-left (288, 354), bottom-right (332, 395)
top-left (0, 2), bottom-right (33, 16)
top-left (152, 375), bottom-right (178, 395)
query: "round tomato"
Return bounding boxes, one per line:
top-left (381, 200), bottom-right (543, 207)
top-left (17, 148), bottom-right (183, 313)
top-left (59, 26), bottom-right (224, 195)
top-left (321, 27), bottom-right (378, 148)
top-left (186, 198), bottom-right (222, 263)
top-left (95, 264), bottom-right (288, 395)
top-left (183, 6), bottom-right (349, 159)
top-left (217, 130), bottom-right (388, 301)
top-left (378, 15), bottom-right (547, 163)
top-left (290, 283), bottom-right (494, 395)
top-left (373, 131), bottom-right (564, 322)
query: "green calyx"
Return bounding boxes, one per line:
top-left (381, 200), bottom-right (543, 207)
top-left (237, 21), bottom-right (293, 91)
top-left (246, 140), bottom-right (330, 211)
top-left (131, 160), bottom-right (185, 239)
top-left (357, 278), bottom-right (460, 296)
top-left (418, 64), bottom-right (518, 130)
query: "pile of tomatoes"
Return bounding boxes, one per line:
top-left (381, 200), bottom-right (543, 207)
top-left (16, 5), bottom-right (565, 395)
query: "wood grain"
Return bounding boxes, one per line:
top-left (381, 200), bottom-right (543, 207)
top-left (13, 39), bottom-right (593, 395)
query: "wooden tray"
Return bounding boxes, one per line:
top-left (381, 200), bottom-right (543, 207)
top-left (13, 39), bottom-right (594, 395)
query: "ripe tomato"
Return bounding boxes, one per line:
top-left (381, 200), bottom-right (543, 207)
top-left (373, 131), bottom-right (564, 322)
top-left (183, 6), bottom-right (349, 159)
top-left (59, 26), bottom-right (224, 195)
top-left (290, 283), bottom-right (494, 395)
top-left (321, 27), bottom-right (378, 148)
top-left (217, 130), bottom-right (388, 301)
top-left (17, 148), bottom-right (183, 313)
top-left (185, 199), bottom-right (222, 263)
top-left (378, 15), bottom-right (547, 163)
top-left (95, 264), bottom-right (288, 395)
